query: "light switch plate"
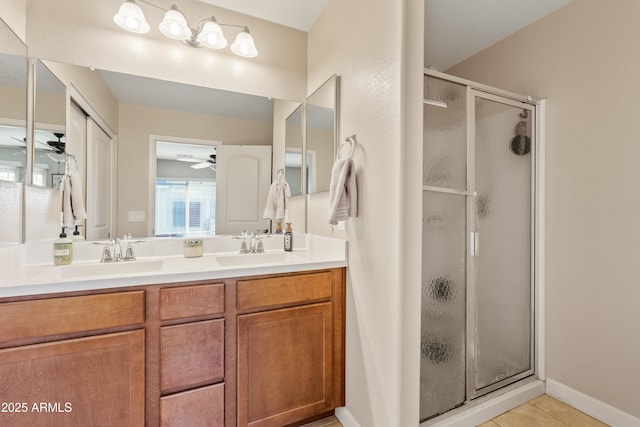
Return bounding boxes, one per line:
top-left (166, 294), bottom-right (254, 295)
top-left (128, 210), bottom-right (145, 222)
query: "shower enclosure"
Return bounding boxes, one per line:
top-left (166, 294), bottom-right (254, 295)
top-left (420, 71), bottom-right (537, 421)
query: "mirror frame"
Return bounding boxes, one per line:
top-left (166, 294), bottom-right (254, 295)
top-left (304, 74), bottom-right (339, 195)
top-left (284, 103), bottom-right (304, 197)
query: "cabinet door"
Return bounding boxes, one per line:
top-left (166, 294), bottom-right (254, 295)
top-left (237, 303), bottom-right (334, 427)
top-left (0, 329), bottom-right (145, 427)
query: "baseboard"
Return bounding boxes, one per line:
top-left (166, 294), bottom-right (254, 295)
top-left (546, 378), bottom-right (640, 427)
top-left (422, 379), bottom-right (545, 427)
top-left (335, 406), bottom-right (361, 427)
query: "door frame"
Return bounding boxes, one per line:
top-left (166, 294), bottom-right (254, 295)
top-left (466, 89), bottom-right (537, 400)
top-left (147, 135), bottom-right (222, 237)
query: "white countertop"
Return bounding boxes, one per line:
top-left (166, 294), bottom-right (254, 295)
top-left (0, 234), bottom-right (347, 298)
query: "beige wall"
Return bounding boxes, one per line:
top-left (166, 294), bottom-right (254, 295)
top-left (308, 0), bottom-right (423, 425)
top-left (0, 86), bottom-right (26, 121)
top-left (449, 0), bottom-right (640, 418)
top-left (44, 60), bottom-right (119, 132)
top-left (25, 0), bottom-right (307, 102)
top-left (117, 103), bottom-right (272, 237)
top-left (2, 0), bottom-right (26, 43)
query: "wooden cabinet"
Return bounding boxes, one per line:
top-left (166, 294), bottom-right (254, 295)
top-left (0, 291), bottom-right (146, 427)
top-left (236, 269), bottom-right (345, 427)
top-left (0, 268), bottom-right (345, 427)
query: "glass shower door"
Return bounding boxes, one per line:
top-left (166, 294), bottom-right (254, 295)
top-left (471, 94), bottom-right (534, 397)
top-left (421, 77), bottom-right (469, 420)
top-left (421, 74), bottom-right (536, 422)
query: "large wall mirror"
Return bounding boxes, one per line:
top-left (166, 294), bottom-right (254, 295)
top-left (305, 75), bottom-right (339, 194)
top-left (20, 62), bottom-right (279, 240)
top-left (33, 60), bottom-right (66, 188)
top-left (0, 18), bottom-right (27, 246)
top-left (285, 104), bottom-right (304, 196)
top-left (0, 25), bottom-right (27, 183)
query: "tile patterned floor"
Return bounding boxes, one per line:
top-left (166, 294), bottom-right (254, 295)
top-left (306, 395), bottom-right (609, 427)
top-left (301, 415), bottom-right (342, 427)
top-left (479, 395), bottom-right (609, 427)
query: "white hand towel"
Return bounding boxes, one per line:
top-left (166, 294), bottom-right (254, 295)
top-left (328, 158), bottom-right (357, 225)
top-left (263, 180), bottom-right (291, 220)
top-left (69, 172), bottom-right (87, 220)
top-left (61, 175), bottom-right (74, 227)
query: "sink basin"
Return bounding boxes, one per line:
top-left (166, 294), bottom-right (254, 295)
top-left (58, 259), bottom-right (165, 278)
top-left (215, 252), bottom-right (302, 267)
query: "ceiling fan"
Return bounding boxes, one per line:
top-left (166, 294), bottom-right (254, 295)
top-left (176, 153), bottom-right (217, 170)
top-left (9, 132), bottom-right (65, 154)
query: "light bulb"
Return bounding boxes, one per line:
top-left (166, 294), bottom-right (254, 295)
top-left (197, 19), bottom-right (227, 49)
top-left (114, 0), bottom-right (150, 34)
top-left (159, 5), bottom-right (191, 41)
top-left (230, 28), bottom-right (258, 58)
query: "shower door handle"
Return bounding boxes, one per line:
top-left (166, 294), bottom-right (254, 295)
top-left (470, 232), bottom-right (479, 256)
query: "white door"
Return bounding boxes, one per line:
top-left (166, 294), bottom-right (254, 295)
top-left (68, 102), bottom-right (88, 237)
top-left (86, 118), bottom-right (114, 240)
top-left (215, 145), bottom-right (272, 235)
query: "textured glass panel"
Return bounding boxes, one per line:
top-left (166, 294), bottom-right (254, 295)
top-left (420, 191), bottom-right (466, 421)
top-left (423, 77), bottom-right (467, 190)
top-left (474, 98), bottom-right (532, 391)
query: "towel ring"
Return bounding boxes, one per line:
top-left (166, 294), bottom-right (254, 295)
top-left (338, 135), bottom-right (357, 160)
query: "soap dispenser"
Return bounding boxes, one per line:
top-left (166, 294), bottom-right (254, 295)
top-left (54, 227), bottom-right (73, 266)
top-left (284, 222), bottom-right (293, 251)
top-left (71, 225), bottom-right (85, 241)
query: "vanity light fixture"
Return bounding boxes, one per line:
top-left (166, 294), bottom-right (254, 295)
top-left (113, 0), bottom-right (258, 58)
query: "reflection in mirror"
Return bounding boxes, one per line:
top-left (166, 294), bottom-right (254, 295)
top-left (0, 20), bottom-right (28, 184)
top-left (306, 75), bottom-right (338, 194)
top-left (34, 60), bottom-right (66, 188)
top-left (285, 104), bottom-right (304, 196)
top-left (154, 139), bottom-right (219, 237)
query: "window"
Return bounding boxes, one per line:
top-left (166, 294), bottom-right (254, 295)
top-left (155, 179), bottom-right (216, 236)
top-left (0, 165), bottom-right (17, 182)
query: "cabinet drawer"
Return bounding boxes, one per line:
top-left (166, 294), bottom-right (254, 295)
top-left (237, 272), bottom-right (332, 311)
top-left (160, 283), bottom-right (224, 320)
top-left (0, 291), bottom-right (145, 343)
top-left (160, 319), bottom-right (224, 392)
top-left (160, 383), bottom-right (224, 427)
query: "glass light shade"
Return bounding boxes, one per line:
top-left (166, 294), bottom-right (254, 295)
top-left (113, 0), bottom-right (150, 34)
top-left (159, 6), bottom-right (191, 40)
top-left (197, 20), bottom-right (227, 49)
top-left (231, 28), bottom-right (258, 58)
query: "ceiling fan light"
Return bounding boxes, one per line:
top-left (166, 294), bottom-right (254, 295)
top-left (231, 28), bottom-right (258, 58)
top-left (114, 0), bottom-right (150, 34)
top-left (197, 19), bottom-right (228, 49)
top-left (159, 5), bottom-right (192, 40)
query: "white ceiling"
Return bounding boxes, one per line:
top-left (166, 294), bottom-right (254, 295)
top-left (197, 0), bottom-right (331, 32)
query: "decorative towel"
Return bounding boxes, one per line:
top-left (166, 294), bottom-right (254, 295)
top-left (328, 158), bottom-right (357, 225)
top-left (60, 175), bottom-right (74, 227)
top-left (263, 179), bottom-right (291, 220)
top-left (69, 172), bottom-right (87, 220)
top-left (60, 172), bottom-right (87, 227)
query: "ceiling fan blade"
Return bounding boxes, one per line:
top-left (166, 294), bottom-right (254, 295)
top-left (191, 161), bottom-right (212, 169)
top-left (176, 157), bottom-right (202, 163)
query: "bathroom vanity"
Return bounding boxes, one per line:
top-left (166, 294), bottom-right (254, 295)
top-left (0, 235), bottom-right (346, 427)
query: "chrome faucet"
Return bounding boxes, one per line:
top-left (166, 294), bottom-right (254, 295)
top-left (238, 230), bottom-right (266, 254)
top-left (99, 238), bottom-right (137, 262)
